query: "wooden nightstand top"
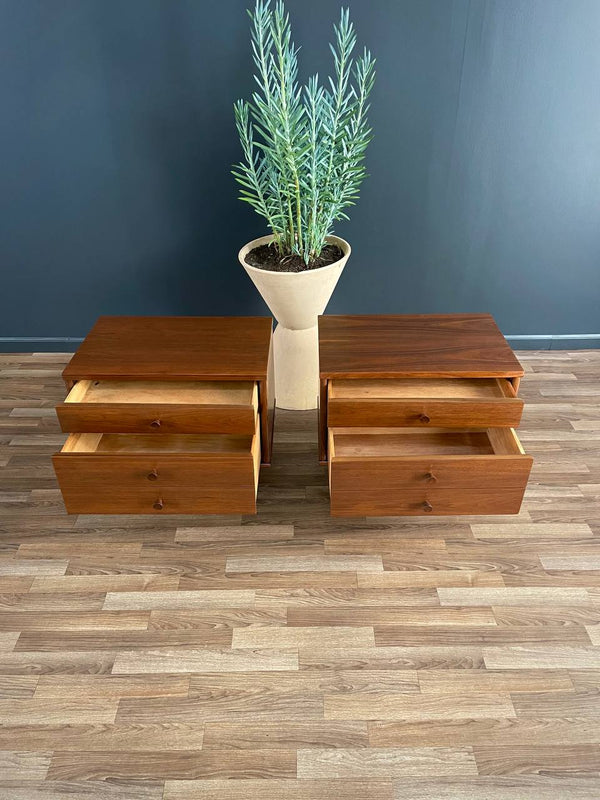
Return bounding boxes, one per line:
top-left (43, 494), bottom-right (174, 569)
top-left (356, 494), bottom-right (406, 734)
top-left (63, 316), bottom-right (274, 382)
top-left (318, 313), bottom-right (523, 379)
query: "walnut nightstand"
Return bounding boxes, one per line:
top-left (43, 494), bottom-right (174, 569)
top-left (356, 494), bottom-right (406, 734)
top-left (53, 316), bottom-right (274, 514)
top-left (318, 313), bottom-right (532, 516)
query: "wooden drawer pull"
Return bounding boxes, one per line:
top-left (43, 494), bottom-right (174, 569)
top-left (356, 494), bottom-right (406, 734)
top-left (150, 419), bottom-right (162, 429)
top-left (424, 472), bottom-right (437, 483)
top-left (147, 469), bottom-right (158, 481)
top-left (419, 413), bottom-right (431, 424)
top-left (153, 498), bottom-right (164, 510)
top-left (422, 500), bottom-right (433, 512)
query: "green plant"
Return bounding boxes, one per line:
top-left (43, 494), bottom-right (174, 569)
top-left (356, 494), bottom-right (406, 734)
top-left (233, 0), bottom-right (375, 267)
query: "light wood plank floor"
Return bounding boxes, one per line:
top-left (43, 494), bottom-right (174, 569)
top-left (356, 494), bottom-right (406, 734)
top-left (0, 350), bottom-right (599, 799)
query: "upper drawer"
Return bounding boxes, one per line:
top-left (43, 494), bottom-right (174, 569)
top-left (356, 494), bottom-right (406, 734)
top-left (56, 379), bottom-right (258, 434)
top-left (327, 377), bottom-right (523, 428)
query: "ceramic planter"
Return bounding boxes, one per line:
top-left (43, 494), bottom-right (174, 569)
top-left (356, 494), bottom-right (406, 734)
top-left (239, 234), bottom-right (351, 410)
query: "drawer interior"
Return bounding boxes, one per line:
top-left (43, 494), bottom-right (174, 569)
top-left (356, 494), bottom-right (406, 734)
top-left (329, 377), bottom-right (516, 400)
top-left (62, 432), bottom-right (252, 454)
top-left (329, 426), bottom-right (525, 459)
top-left (65, 379), bottom-right (258, 408)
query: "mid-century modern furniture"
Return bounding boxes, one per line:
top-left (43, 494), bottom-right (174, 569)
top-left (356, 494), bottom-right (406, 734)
top-left (319, 313), bottom-right (532, 516)
top-left (53, 316), bottom-right (274, 514)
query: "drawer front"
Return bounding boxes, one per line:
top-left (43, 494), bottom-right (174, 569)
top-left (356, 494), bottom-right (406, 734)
top-left (53, 454), bottom-right (257, 514)
top-left (328, 398), bottom-right (523, 429)
top-left (330, 455), bottom-right (532, 491)
top-left (56, 402), bottom-right (257, 435)
top-left (330, 486), bottom-right (527, 517)
top-left (327, 379), bottom-right (523, 430)
top-left (329, 453), bottom-right (531, 517)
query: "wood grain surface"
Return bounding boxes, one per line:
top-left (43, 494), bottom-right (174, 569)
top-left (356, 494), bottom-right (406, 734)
top-left (318, 314), bottom-right (524, 379)
top-left (62, 317), bottom-right (273, 383)
top-left (0, 349), bottom-right (599, 797)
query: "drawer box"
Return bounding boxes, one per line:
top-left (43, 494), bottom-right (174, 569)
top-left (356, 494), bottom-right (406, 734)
top-left (328, 426), bottom-right (531, 517)
top-left (327, 378), bottom-right (523, 429)
top-left (53, 427), bottom-right (260, 515)
top-left (56, 380), bottom-right (258, 435)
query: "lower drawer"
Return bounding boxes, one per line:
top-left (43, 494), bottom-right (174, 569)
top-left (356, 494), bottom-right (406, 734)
top-left (328, 427), bottom-right (531, 517)
top-left (53, 429), bottom-right (260, 515)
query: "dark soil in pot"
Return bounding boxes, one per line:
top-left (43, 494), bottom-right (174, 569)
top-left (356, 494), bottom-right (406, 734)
top-left (245, 242), bottom-right (344, 273)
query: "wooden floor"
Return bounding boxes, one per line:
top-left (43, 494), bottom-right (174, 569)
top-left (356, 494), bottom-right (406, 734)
top-left (0, 350), bottom-right (599, 799)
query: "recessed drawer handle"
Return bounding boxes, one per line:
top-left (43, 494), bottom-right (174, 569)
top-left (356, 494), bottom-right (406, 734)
top-left (424, 472), bottom-right (437, 483)
top-left (419, 414), bottom-right (431, 424)
top-left (150, 419), bottom-right (162, 429)
top-left (422, 500), bottom-right (433, 512)
top-left (153, 498), bottom-right (164, 510)
top-left (147, 469), bottom-right (158, 481)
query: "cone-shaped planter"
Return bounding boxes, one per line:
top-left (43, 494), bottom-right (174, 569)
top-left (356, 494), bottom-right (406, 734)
top-left (239, 234), bottom-right (351, 410)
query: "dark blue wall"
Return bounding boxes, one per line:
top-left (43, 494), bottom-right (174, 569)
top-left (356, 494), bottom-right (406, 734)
top-left (2, 0), bottom-right (599, 348)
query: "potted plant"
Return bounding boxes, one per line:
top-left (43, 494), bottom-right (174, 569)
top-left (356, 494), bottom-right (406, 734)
top-left (234, 1), bottom-right (375, 410)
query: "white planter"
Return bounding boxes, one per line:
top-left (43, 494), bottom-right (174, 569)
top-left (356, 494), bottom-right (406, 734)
top-left (239, 234), bottom-right (350, 410)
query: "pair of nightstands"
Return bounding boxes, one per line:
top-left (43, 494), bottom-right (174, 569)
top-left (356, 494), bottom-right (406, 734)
top-left (53, 314), bottom-right (531, 517)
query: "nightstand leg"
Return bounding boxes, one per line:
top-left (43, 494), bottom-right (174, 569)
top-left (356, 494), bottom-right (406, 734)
top-left (319, 378), bottom-right (328, 463)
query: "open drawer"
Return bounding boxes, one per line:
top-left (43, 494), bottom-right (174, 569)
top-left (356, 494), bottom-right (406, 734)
top-left (56, 380), bottom-right (258, 434)
top-left (53, 426), bottom-right (261, 515)
top-left (327, 377), bottom-right (523, 429)
top-left (328, 426), bottom-right (532, 517)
